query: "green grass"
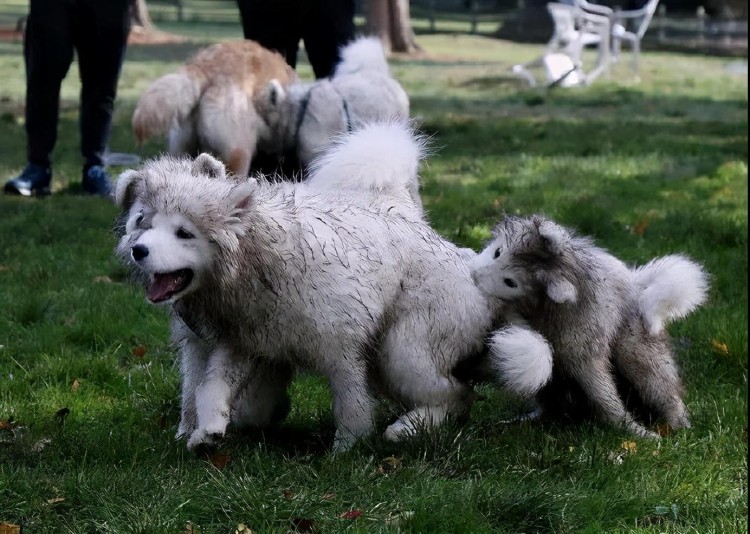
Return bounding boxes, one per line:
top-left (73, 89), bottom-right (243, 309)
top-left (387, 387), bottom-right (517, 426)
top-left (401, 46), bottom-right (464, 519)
top-left (0, 20), bottom-right (747, 533)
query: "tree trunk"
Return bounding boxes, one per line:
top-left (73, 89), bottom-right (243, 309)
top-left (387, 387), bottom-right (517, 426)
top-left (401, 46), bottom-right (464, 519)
top-left (367, 0), bottom-right (421, 54)
top-left (131, 0), bottom-right (154, 30)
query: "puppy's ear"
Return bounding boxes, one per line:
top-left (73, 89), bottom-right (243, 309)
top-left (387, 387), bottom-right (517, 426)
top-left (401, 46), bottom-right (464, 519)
top-left (192, 153), bottom-right (226, 180)
top-left (536, 218), bottom-right (570, 256)
top-left (536, 270), bottom-right (578, 304)
top-left (112, 169), bottom-right (142, 209)
top-left (226, 180), bottom-right (258, 222)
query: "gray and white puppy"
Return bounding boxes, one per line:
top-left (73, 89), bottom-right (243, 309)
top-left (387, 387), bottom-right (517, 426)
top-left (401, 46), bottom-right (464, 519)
top-left (254, 36), bottom-right (410, 170)
top-left (113, 122), bottom-right (492, 452)
top-left (470, 215), bottom-right (709, 437)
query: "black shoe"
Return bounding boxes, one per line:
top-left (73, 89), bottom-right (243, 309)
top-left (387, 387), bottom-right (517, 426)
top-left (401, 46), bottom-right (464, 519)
top-left (82, 165), bottom-right (112, 197)
top-left (4, 163), bottom-right (52, 196)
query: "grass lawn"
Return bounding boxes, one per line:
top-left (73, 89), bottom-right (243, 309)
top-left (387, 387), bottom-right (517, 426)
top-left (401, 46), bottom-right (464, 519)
top-left (0, 17), bottom-right (747, 533)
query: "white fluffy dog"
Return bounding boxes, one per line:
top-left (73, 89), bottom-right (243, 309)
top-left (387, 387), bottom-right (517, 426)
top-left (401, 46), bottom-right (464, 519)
top-left (470, 215), bottom-right (709, 437)
top-left (253, 37), bottom-right (410, 168)
top-left (114, 122), bottom-right (500, 452)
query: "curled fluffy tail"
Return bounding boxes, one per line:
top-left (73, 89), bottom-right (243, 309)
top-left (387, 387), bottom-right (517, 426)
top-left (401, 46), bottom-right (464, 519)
top-left (334, 36), bottom-right (390, 77)
top-left (131, 69), bottom-right (204, 144)
top-left (634, 254), bottom-right (709, 335)
top-left (488, 326), bottom-right (553, 397)
top-left (306, 119), bottom-right (426, 211)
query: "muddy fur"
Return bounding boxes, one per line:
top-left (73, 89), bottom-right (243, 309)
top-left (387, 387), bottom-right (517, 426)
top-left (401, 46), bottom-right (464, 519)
top-left (113, 126), bottom-right (495, 452)
top-left (470, 214), bottom-right (709, 437)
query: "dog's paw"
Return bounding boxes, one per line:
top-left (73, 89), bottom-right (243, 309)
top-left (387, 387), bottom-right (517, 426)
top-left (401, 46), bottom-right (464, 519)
top-left (383, 418), bottom-right (418, 442)
top-left (186, 428), bottom-right (224, 452)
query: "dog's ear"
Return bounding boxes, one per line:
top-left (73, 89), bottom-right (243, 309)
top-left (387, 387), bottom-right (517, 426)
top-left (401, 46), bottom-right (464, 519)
top-left (192, 153), bottom-right (227, 180)
top-left (226, 180), bottom-right (258, 224)
top-left (536, 217), bottom-right (570, 256)
top-left (112, 169), bottom-right (142, 209)
top-left (536, 270), bottom-right (578, 304)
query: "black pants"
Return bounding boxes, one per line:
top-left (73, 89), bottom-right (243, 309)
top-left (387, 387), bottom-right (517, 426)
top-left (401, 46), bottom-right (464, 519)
top-left (236, 0), bottom-right (355, 79)
top-left (24, 0), bottom-right (131, 170)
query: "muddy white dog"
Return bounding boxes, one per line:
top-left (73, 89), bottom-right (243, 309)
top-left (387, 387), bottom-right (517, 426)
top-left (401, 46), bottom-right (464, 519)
top-left (253, 37), bottom-right (410, 168)
top-left (470, 215), bottom-right (709, 437)
top-left (114, 122), bottom-right (503, 452)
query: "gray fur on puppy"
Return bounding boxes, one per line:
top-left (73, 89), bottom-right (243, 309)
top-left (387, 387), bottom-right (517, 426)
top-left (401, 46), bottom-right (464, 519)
top-left (113, 123), bottom-right (492, 452)
top-left (470, 215), bottom-right (709, 437)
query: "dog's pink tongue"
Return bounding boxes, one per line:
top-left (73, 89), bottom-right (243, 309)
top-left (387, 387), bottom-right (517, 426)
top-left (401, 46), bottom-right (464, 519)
top-left (148, 272), bottom-right (186, 302)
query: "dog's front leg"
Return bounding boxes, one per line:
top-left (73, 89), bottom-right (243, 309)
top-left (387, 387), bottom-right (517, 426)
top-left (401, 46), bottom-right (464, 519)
top-left (172, 318), bottom-right (210, 440)
top-left (327, 357), bottom-right (377, 453)
top-left (188, 345), bottom-right (249, 451)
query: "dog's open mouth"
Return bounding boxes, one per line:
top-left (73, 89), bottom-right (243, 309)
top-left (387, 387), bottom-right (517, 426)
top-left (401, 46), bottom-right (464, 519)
top-left (147, 269), bottom-right (194, 303)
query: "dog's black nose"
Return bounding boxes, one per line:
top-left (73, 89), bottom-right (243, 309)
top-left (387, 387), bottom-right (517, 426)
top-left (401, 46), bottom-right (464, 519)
top-left (131, 244), bottom-right (149, 261)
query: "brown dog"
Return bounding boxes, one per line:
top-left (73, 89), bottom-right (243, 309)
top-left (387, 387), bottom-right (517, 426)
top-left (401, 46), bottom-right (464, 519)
top-left (132, 40), bottom-right (296, 175)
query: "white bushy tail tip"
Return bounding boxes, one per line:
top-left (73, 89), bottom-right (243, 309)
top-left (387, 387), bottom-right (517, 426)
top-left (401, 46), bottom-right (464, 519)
top-left (489, 326), bottom-right (553, 397)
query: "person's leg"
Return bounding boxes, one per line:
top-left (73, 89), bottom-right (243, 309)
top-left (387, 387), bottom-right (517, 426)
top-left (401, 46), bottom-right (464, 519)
top-left (236, 0), bottom-right (302, 69)
top-left (75, 0), bottom-right (130, 193)
top-left (302, 0), bottom-right (355, 78)
top-left (4, 0), bottom-right (74, 195)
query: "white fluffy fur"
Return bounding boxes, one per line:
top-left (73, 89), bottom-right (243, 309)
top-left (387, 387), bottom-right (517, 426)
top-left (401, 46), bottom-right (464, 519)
top-left (306, 120), bottom-right (426, 212)
top-left (634, 254), bottom-right (709, 335)
top-left (114, 124), bottom-right (492, 452)
top-left (488, 326), bottom-right (553, 397)
top-left (254, 36), bottom-right (410, 167)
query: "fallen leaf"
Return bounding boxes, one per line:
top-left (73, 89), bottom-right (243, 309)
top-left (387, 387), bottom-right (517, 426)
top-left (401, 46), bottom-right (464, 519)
top-left (321, 493), bottom-right (336, 501)
top-left (711, 339), bottom-right (729, 355)
top-left (46, 497), bottom-right (65, 505)
top-left (633, 219), bottom-right (649, 236)
top-left (64, 316), bottom-right (76, 327)
top-left (282, 489), bottom-right (295, 500)
top-left (621, 441), bottom-right (637, 454)
top-left (234, 524), bottom-right (252, 534)
top-left (0, 265), bottom-right (10, 272)
top-left (0, 420), bottom-right (14, 431)
top-left (0, 523), bottom-right (21, 534)
top-left (209, 452), bottom-right (231, 470)
top-left (94, 275), bottom-right (113, 283)
top-left (132, 345), bottom-right (147, 358)
top-left (184, 522), bottom-right (199, 534)
top-left (377, 456), bottom-right (402, 475)
top-left (340, 509), bottom-right (363, 520)
top-left (655, 423), bottom-right (673, 437)
top-left (71, 379), bottom-right (80, 392)
top-left (290, 518), bottom-right (315, 532)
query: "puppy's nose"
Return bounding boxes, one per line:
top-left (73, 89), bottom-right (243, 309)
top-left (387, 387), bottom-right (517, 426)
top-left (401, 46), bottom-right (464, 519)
top-left (131, 244), bottom-right (149, 262)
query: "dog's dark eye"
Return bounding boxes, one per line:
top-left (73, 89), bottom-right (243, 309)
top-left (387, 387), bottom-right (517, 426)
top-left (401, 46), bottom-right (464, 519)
top-left (135, 213), bottom-right (144, 227)
top-left (493, 248), bottom-right (501, 259)
top-left (176, 227), bottom-right (194, 239)
top-left (503, 278), bottom-right (518, 288)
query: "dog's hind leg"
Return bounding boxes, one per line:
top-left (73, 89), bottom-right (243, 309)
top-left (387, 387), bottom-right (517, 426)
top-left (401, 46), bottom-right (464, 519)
top-left (567, 353), bottom-right (660, 439)
top-left (188, 345), bottom-right (252, 451)
top-left (380, 318), bottom-right (473, 442)
top-left (167, 117), bottom-right (199, 157)
top-left (197, 84), bottom-right (257, 176)
top-left (614, 333), bottom-right (691, 430)
top-left (231, 360), bottom-right (293, 429)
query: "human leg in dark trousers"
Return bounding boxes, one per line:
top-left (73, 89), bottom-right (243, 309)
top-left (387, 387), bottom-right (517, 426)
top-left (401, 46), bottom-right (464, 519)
top-left (302, 0), bottom-right (355, 78)
top-left (236, 0), bottom-right (354, 79)
top-left (236, 0), bottom-right (303, 69)
top-left (76, 0), bottom-right (131, 195)
top-left (4, 0), bottom-right (130, 197)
